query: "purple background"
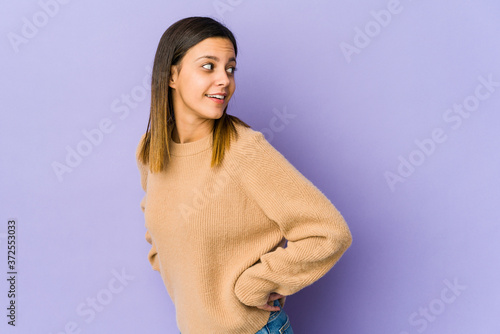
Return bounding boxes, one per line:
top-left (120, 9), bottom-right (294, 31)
top-left (1, 0), bottom-right (499, 333)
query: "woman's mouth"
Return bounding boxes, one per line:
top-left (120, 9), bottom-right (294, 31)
top-left (206, 94), bottom-right (226, 104)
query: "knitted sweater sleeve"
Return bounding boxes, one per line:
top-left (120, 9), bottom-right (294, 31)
top-left (136, 136), bottom-right (160, 272)
top-left (233, 131), bottom-right (352, 307)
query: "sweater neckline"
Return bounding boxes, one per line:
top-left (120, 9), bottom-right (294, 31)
top-left (168, 125), bottom-right (213, 157)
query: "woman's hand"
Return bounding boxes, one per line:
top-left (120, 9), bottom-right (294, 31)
top-left (255, 292), bottom-right (285, 311)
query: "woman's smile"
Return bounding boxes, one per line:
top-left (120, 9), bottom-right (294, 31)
top-left (205, 92), bottom-right (227, 104)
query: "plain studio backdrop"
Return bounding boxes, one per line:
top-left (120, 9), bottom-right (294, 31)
top-left (1, 0), bottom-right (499, 333)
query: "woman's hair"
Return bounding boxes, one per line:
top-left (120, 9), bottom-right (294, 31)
top-left (138, 16), bottom-right (250, 172)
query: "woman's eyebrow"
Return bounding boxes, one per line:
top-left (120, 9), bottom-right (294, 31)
top-left (195, 55), bottom-right (236, 63)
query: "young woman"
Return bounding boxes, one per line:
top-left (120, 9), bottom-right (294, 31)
top-left (136, 16), bottom-right (352, 334)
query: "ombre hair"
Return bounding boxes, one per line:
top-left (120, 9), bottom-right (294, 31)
top-left (138, 16), bottom-right (250, 172)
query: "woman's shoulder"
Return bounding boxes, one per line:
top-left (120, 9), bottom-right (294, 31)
top-left (228, 119), bottom-right (281, 164)
top-left (232, 120), bottom-right (266, 148)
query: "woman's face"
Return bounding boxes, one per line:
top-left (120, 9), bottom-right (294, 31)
top-left (169, 37), bottom-right (236, 123)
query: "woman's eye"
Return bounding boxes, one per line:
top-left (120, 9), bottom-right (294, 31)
top-left (227, 67), bottom-right (237, 74)
top-left (202, 63), bottom-right (213, 70)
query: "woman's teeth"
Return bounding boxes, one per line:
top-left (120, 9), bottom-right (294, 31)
top-left (206, 94), bottom-right (224, 100)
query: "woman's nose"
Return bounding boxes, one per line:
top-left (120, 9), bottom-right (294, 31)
top-left (215, 69), bottom-right (230, 86)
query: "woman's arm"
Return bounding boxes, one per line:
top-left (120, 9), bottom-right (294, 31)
top-left (233, 131), bottom-right (353, 307)
top-left (144, 228), bottom-right (160, 272)
top-left (137, 135), bottom-right (160, 272)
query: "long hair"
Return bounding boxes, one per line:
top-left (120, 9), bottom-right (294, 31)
top-left (138, 16), bottom-right (250, 172)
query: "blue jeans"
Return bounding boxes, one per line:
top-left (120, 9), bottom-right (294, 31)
top-left (255, 299), bottom-right (294, 334)
top-left (179, 300), bottom-right (294, 334)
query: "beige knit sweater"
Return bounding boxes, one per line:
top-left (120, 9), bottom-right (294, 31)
top-left (136, 121), bottom-right (352, 333)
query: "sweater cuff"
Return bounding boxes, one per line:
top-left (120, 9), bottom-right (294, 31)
top-left (234, 264), bottom-right (277, 307)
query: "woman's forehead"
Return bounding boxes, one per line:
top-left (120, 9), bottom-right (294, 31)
top-left (187, 37), bottom-right (235, 59)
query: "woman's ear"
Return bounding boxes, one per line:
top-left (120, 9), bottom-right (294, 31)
top-left (169, 65), bottom-right (178, 89)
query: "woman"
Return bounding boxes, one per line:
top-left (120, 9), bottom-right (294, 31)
top-left (136, 16), bottom-right (352, 334)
